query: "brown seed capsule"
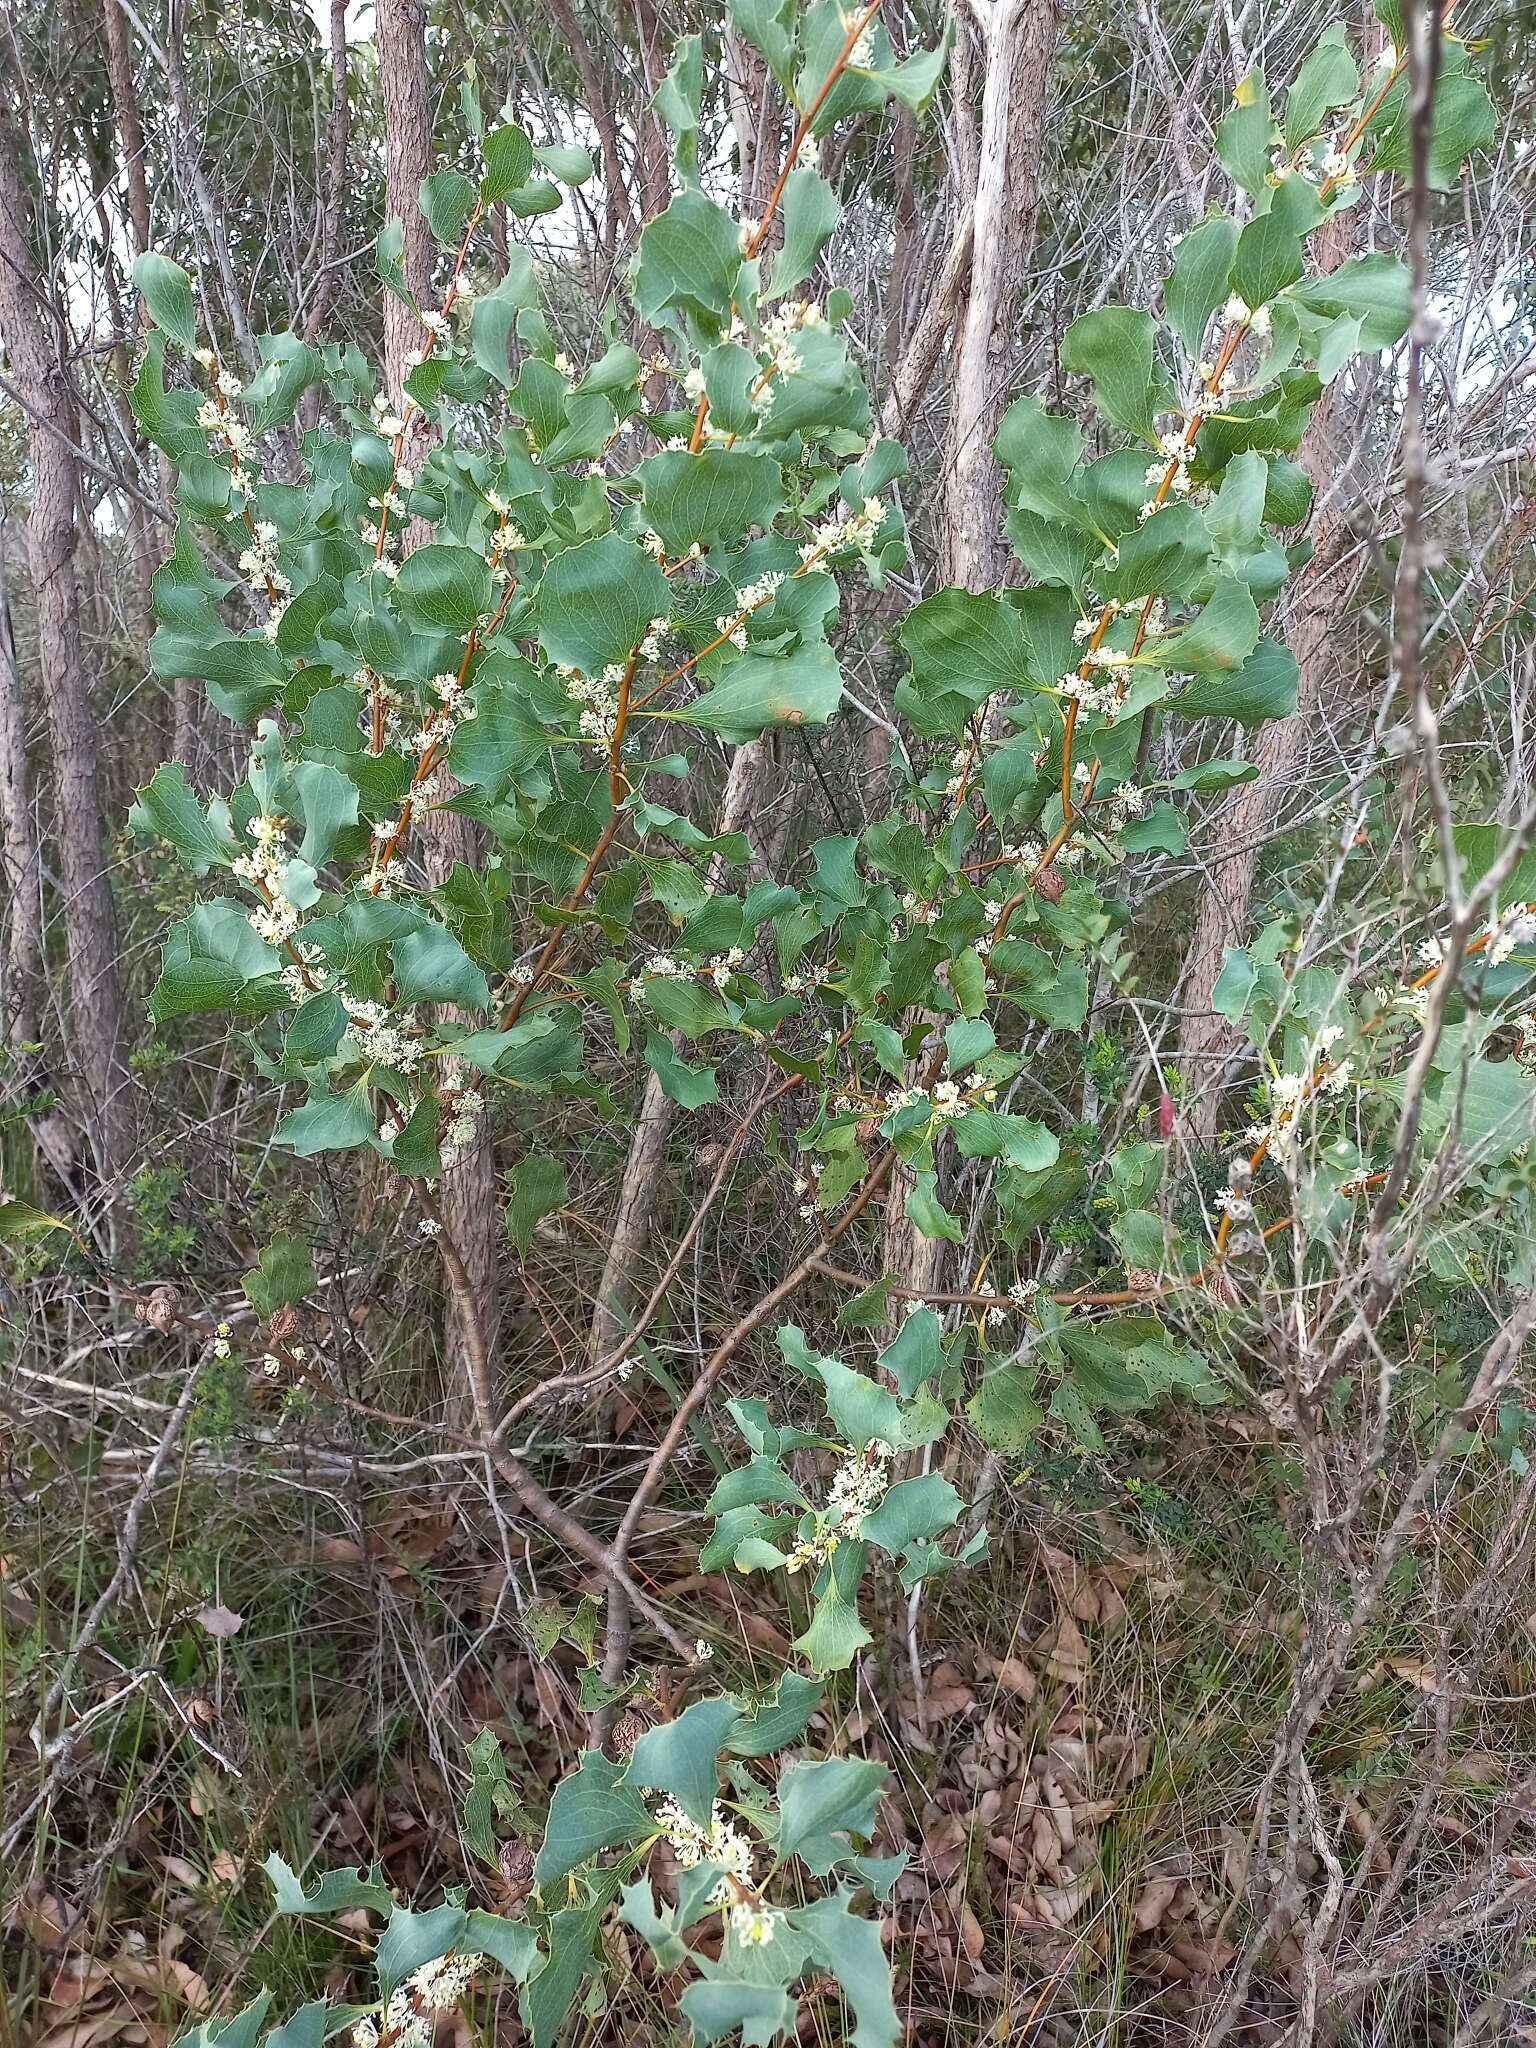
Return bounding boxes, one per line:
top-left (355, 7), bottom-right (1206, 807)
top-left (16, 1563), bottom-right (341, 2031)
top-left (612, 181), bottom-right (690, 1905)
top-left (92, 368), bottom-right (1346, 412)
top-left (1031, 866), bottom-right (1066, 904)
top-left (267, 1304), bottom-right (301, 1341)
top-left (498, 1837), bottom-right (535, 1902)
top-left (135, 1285), bottom-right (182, 1333)
top-left (611, 1707), bottom-right (654, 1758)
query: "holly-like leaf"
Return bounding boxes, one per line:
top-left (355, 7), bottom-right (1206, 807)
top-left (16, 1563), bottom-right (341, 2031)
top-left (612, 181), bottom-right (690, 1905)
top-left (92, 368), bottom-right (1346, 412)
top-left (624, 1696), bottom-right (740, 1829)
top-left (533, 1750), bottom-right (653, 1886)
top-left (538, 533), bottom-right (670, 674)
top-left (505, 1154), bottom-right (568, 1258)
top-left (675, 644), bottom-right (843, 743)
top-left (133, 251), bottom-right (198, 350)
top-left (776, 1756), bottom-right (888, 1875)
top-left (1060, 306), bottom-right (1176, 443)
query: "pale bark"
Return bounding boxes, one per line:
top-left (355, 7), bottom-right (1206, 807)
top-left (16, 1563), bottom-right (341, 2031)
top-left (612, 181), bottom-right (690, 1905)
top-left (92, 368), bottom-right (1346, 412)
top-left (543, 0), bottom-right (633, 256)
top-left (0, 548), bottom-right (42, 1053)
top-left (0, 108), bottom-right (137, 1190)
top-left (940, 0), bottom-right (1058, 590)
top-left (374, 0), bottom-right (500, 1406)
top-left (301, 0), bottom-right (352, 347)
top-left (376, 0), bottom-right (435, 402)
top-left (1176, 205), bottom-right (1365, 1143)
top-left (587, 742), bottom-right (772, 1363)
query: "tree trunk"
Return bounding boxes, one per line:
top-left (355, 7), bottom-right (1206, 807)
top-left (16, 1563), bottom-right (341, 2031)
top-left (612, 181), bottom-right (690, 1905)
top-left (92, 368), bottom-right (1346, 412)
top-left (376, 0), bottom-right (435, 395)
top-left (587, 742), bottom-right (772, 1363)
top-left (940, 0), bottom-right (1058, 590)
top-left (373, 0), bottom-right (500, 1409)
top-left (1175, 204), bottom-right (1365, 1144)
top-left (301, 0), bottom-right (352, 348)
top-left (0, 106), bottom-right (137, 1195)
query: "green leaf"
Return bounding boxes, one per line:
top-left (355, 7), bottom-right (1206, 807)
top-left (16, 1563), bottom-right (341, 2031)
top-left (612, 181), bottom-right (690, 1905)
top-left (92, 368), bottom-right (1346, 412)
top-left (393, 923), bottom-right (491, 1009)
top-left (1120, 802), bottom-right (1186, 854)
top-left (462, 1727), bottom-right (517, 1864)
top-left (900, 588), bottom-right (1055, 725)
top-left (625, 1696), bottom-right (739, 1829)
top-left (1284, 25), bottom-right (1359, 147)
top-left (1287, 253), bottom-right (1412, 351)
top-left (506, 1154), bottom-right (568, 1258)
top-left (533, 1750), bottom-right (653, 1886)
top-left (375, 219), bottom-right (412, 305)
top-left (644, 1030), bottom-right (718, 1108)
top-left (637, 449), bottom-right (784, 553)
top-left (1165, 217), bottom-right (1239, 358)
top-left (967, 1360), bottom-right (1043, 1455)
top-left (481, 123), bottom-right (535, 202)
top-left (777, 1756), bottom-right (888, 1876)
top-left (396, 544), bottom-right (495, 633)
top-left (538, 533), bottom-right (670, 674)
top-left (150, 903), bottom-right (286, 1022)
top-left (1060, 307), bottom-right (1175, 443)
top-left (1216, 74), bottom-right (1275, 196)
top-left (1230, 211), bottom-right (1305, 312)
top-left (634, 191), bottom-right (743, 330)
top-left (420, 169), bottom-right (476, 247)
top-left (0, 1200), bottom-right (74, 1246)
top-left (794, 1544), bottom-right (874, 1673)
top-left (1143, 571), bottom-right (1259, 675)
top-left (1169, 757), bottom-right (1258, 791)
top-left (878, 1306), bottom-right (943, 1398)
top-left (263, 1853), bottom-right (393, 1915)
top-left (952, 1109), bottom-right (1060, 1170)
top-left (1365, 66), bottom-right (1495, 190)
top-left (133, 252), bottom-right (198, 350)
top-left (243, 1231), bottom-right (317, 1317)
top-left (724, 1672), bottom-right (826, 1757)
top-left (679, 1984), bottom-right (798, 2047)
top-left (169, 1994), bottom-right (273, 2048)
top-left (793, 1890), bottom-right (899, 2048)
top-left (129, 763), bottom-right (236, 874)
top-left (469, 252), bottom-right (538, 384)
top-left (810, 1358), bottom-right (904, 1450)
top-left (859, 1473), bottom-right (963, 1555)
top-left (275, 1083), bottom-right (376, 1157)
top-left (533, 141), bottom-right (593, 184)
top-left (677, 644), bottom-right (842, 743)
top-left (1174, 634), bottom-right (1298, 725)
top-left (775, 168), bottom-right (840, 293)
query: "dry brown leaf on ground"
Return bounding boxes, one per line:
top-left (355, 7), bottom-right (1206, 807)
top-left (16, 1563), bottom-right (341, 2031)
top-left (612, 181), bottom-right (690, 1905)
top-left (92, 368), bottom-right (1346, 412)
top-left (1034, 1610), bottom-right (1090, 1686)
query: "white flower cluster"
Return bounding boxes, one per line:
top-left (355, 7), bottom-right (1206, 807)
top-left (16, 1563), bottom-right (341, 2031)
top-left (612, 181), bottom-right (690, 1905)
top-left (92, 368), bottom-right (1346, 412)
top-left (1055, 669), bottom-right (1121, 719)
top-left (232, 815), bottom-right (305, 948)
top-left (1223, 293), bottom-right (1272, 337)
top-left (1214, 1151), bottom-right (1254, 1224)
top-left (1485, 904), bottom-right (1536, 966)
top-left (716, 570), bottom-right (785, 648)
top-left (729, 1901), bottom-right (781, 1946)
top-left (1105, 781), bottom-right (1147, 834)
top-left (704, 947), bottom-right (746, 984)
top-left (369, 385), bottom-right (414, 442)
top-left (1144, 426), bottom-right (1197, 505)
top-left (192, 379), bottom-right (257, 494)
top-left (352, 1952), bottom-right (485, 2048)
top-left (341, 995), bottom-right (422, 1076)
top-left (559, 661), bottom-right (625, 745)
top-left (1245, 1038), bottom-right (1353, 1155)
top-left (759, 298), bottom-right (828, 391)
top-left (644, 954), bottom-right (690, 980)
top-left (786, 1439), bottom-right (893, 1575)
top-left (983, 1276), bottom-right (1043, 1330)
top-left (653, 1798), bottom-right (756, 1900)
top-left (799, 497), bottom-right (885, 563)
top-left (236, 520), bottom-right (293, 639)
top-left (439, 1086), bottom-right (484, 1169)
